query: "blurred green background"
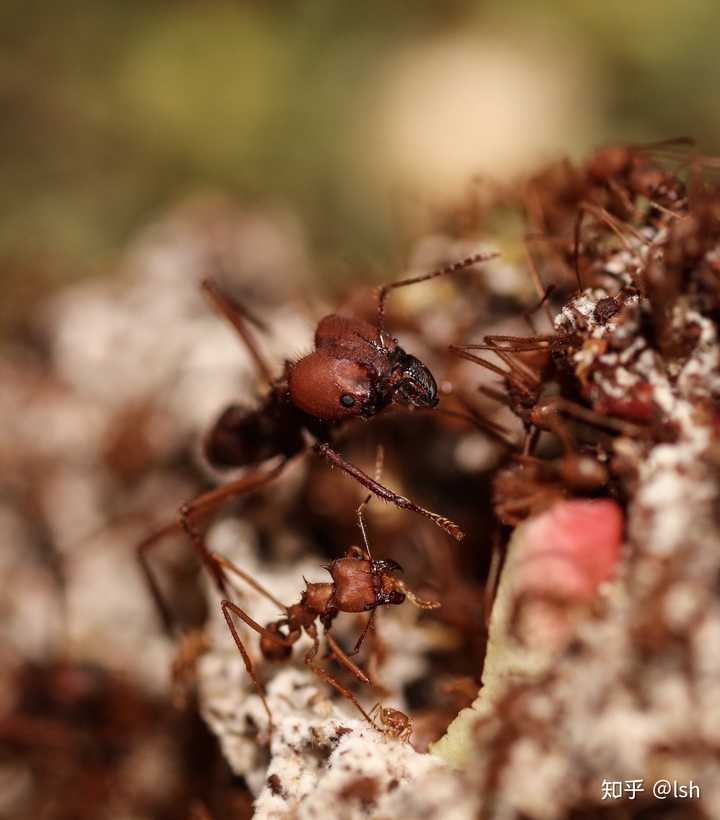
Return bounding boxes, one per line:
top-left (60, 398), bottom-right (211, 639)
top-left (3, 0), bottom-right (720, 336)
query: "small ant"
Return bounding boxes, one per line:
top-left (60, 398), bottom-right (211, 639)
top-left (216, 496), bottom-right (440, 731)
top-left (450, 328), bottom-right (648, 454)
top-left (493, 451), bottom-right (609, 527)
top-left (369, 703), bottom-right (412, 743)
top-left (138, 253), bottom-right (495, 630)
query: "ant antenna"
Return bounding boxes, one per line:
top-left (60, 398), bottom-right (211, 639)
top-left (377, 251), bottom-right (499, 332)
top-left (355, 446), bottom-right (384, 560)
top-left (393, 578), bottom-right (441, 610)
top-left (357, 496), bottom-right (373, 561)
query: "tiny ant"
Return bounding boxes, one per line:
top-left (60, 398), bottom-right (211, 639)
top-left (452, 334), bottom-right (647, 452)
top-left (369, 703), bottom-right (412, 742)
top-left (493, 451), bottom-right (609, 527)
top-left (216, 495), bottom-right (440, 731)
top-left (137, 253), bottom-right (495, 631)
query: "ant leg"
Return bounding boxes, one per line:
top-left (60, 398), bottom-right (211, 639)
top-left (533, 397), bottom-right (647, 437)
top-left (377, 252), bottom-right (498, 331)
top-left (201, 278), bottom-right (275, 386)
top-left (171, 628), bottom-right (208, 708)
top-left (212, 553), bottom-right (287, 612)
top-left (430, 395), bottom-right (515, 449)
top-left (221, 599), bottom-right (295, 732)
top-left (314, 442), bottom-right (464, 541)
top-left (349, 608), bottom-right (376, 656)
top-left (304, 637), bottom-right (377, 727)
top-left (450, 346), bottom-right (511, 379)
top-left (137, 520), bottom-right (181, 635)
top-left (474, 334), bottom-right (556, 350)
top-left (325, 633), bottom-right (371, 685)
top-left (479, 385), bottom-right (513, 407)
top-left (524, 246), bottom-right (555, 328)
top-left (521, 427), bottom-right (541, 456)
top-left (136, 459), bottom-right (288, 634)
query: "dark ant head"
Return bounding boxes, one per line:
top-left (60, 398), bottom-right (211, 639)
top-left (288, 315), bottom-right (439, 422)
top-left (388, 349), bottom-right (439, 409)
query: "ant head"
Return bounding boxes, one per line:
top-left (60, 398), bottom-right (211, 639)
top-left (288, 353), bottom-right (374, 422)
top-left (371, 558), bottom-right (407, 606)
top-left (375, 561), bottom-right (442, 611)
top-left (388, 350), bottom-right (439, 409)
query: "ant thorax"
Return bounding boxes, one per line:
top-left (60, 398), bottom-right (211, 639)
top-left (300, 582), bottom-right (334, 617)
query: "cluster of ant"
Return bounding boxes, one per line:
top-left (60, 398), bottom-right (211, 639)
top-left (138, 137), bottom-right (714, 745)
top-left (450, 137), bottom-right (720, 607)
top-left (138, 254), bottom-right (496, 740)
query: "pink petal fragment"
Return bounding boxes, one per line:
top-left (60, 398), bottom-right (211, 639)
top-left (517, 499), bottom-right (624, 601)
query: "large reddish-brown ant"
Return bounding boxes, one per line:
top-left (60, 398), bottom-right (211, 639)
top-left (215, 495), bottom-right (440, 731)
top-left (138, 253), bottom-right (495, 630)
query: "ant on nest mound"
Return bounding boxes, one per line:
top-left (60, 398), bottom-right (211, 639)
top-left (215, 490), bottom-right (439, 737)
top-left (136, 253), bottom-right (496, 634)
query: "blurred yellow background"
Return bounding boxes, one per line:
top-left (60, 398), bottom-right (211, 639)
top-left (3, 0), bottom-right (720, 335)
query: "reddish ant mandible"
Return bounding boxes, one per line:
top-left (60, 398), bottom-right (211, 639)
top-left (137, 253), bottom-right (496, 631)
top-left (216, 495), bottom-right (440, 731)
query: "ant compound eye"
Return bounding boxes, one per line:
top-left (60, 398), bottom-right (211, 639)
top-left (340, 394), bottom-right (356, 408)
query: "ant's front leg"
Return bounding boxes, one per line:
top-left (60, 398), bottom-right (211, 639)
top-left (136, 459), bottom-right (288, 635)
top-left (347, 609), bottom-right (376, 657)
top-left (325, 633), bottom-right (370, 685)
top-left (314, 442), bottom-right (464, 541)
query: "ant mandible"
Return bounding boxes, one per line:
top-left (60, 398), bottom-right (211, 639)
top-left (215, 495), bottom-right (440, 731)
top-left (138, 253), bottom-right (496, 630)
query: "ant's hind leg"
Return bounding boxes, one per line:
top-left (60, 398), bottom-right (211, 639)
top-left (135, 460), bottom-right (287, 634)
top-left (201, 278), bottom-right (275, 386)
top-left (221, 599), bottom-right (295, 733)
top-left (314, 442), bottom-right (464, 541)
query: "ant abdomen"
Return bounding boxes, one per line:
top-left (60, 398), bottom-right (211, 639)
top-left (260, 624), bottom-right (292, 662)
top-left (203, 401), bottom-right (305, 470)
top-left (203, 404), bottom-right (273, 469)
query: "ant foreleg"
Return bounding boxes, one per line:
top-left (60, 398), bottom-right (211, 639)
top-left (325, 633), bottom-right (371, 685)
top-left (303, 636), bottom-right (377, 728)
top-left (532, 397), bottom-right (648, 438)
top-left (221, 599), bottom-right (295, 732)
top-left (136, 459), bottom-right (287, 634)
top-left (201, 278), bottom-right (275, 386)
top-left (315, 443), bottom-right (464, 541)
top-left (349, 608), bottom-right (376, 657)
